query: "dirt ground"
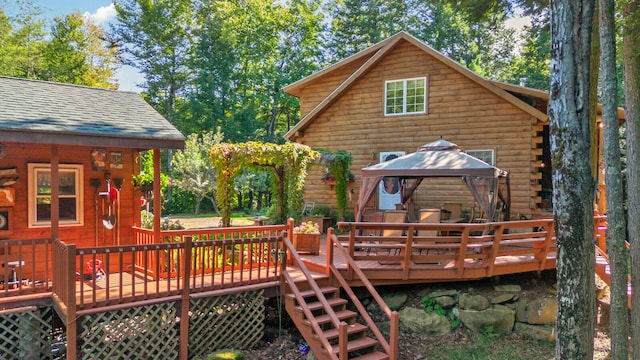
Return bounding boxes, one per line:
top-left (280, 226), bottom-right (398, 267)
top-left (178, 215), bottom-right (612, 359)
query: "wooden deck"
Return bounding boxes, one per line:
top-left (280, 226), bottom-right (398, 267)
top-left (0, 217), bottom-right (608, 313)
top-left (297, 219), bottom-right (557, 286)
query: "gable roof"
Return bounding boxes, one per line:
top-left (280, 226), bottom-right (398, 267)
top-left (283, 31), bottom-right (548, 141)
top-left (491, 80), bottom-right (626, 121)
top-left (0, 76), bottom-right (185, 149)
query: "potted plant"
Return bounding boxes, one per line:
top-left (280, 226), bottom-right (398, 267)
top-left (293, 221), bottom-right (321, 255)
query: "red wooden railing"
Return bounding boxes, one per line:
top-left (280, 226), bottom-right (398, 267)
top-left (336, 219), bottom-right (556, 281)
top-left (0, 238), bottom-right (53, 299)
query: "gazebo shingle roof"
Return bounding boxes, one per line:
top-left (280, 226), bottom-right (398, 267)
top-left (0, 76), bottom-right (184, 149)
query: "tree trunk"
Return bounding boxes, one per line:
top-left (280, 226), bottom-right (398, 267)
top-left (623, 1), bottom-right (640, 357)
top-left (549, 1), bottom-right (597, 358)
top-left (599, 0), bottom-right (630, 357)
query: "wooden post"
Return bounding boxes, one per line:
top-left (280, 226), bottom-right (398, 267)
top-left (153, 149), bottom-right (161, 244)
top-left (66, 242), bottom-right (77, 360)
top-left (179, 236), bottom-right (192, 360)
top-left (338, 322), bottom-right (348, 359)
top-left (51, 145), bottom-right (59, 239)
top-left (389, 311), bottom-right (399, 360)
top-left (325, 227), bottom-right (333, 276)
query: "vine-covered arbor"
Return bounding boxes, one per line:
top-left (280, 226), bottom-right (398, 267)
top-left (210, 143), bottom-right (353, 226)
top-left (211, 142), bottom-right (319, 226)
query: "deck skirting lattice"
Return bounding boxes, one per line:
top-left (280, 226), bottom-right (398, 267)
top-left (0, 305), bottom-right (54, 359)
top-left (78, 301), bottom-right (179, 359)
top-left (188, 289), bottom-right (265, 358)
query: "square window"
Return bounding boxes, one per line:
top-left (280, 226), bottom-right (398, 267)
top-left (28, 164), bottom-right (84, 228)
top-left (384, 77), bottom-right (427, 116)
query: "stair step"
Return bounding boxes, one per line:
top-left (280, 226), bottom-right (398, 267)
top-left (351, 351), bottom-right (390, 360)
top-left (303, 310), bottom-right (357, 326)
top-left (332, 336), bottom-right (379, 354)
top-left (287, 286), bottom-right (339, 300)
top-left (297, 298), bottom-right (348, 313)
top-left (313, 323), bottom-right (368, 340)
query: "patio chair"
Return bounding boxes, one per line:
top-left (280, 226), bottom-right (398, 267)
top-left (301, 201), bottom-right (315, 216)
top-left (414, 208), bottom-right (442, 262)
top-left (378, 210), bottom-right (406, 264)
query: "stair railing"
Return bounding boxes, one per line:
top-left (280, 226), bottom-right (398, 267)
top-left (326, 227), bottom-right (399, 360)
top-left (280, 219), bottom-right (345, 359)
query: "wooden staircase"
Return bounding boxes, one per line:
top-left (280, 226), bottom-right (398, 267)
top-left (594, 216), bottom-right (632, 308)
top-left (284, 278), bottom-right (389, 360)
top-left (279, 224), bottom-right (397, 360)
top-left (595, 245), bottom-right (632, 308)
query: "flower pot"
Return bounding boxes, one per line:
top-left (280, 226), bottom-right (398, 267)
top-left (293, 233), bottom-right (320, 255)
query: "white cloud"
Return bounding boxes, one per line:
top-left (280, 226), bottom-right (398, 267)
top-left (85, 4), bottom-right (117, 27)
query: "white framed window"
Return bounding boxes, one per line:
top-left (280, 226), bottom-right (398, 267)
top-left (384, 77), bottom-right (427, 116)
top-left (28, 163), bottom-right (84, 228)
top-left (467, 149), bottom-right (495, 165)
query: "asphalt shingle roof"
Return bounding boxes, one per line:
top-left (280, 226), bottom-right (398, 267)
top-left (0, 76), bottom-right (185, 149)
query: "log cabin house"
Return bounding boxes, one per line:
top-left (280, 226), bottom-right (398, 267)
top-left (284, 31), bottom-right (622, 219)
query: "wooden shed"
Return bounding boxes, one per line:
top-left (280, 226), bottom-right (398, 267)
top-left (284, 31), bottom-right (618, 219)
top-left (0, 76), bottom-right (184, 280)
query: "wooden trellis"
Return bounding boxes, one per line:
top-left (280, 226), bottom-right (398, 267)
top-left (0, 305), bottom-right (54, 359)
top-left (78, 302), bottom-right (180, 359)
top-left (188, 289), bottom-right (265, 359)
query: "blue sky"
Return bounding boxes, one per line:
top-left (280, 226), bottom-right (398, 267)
top-left (32, 0), bottom-right (142, 92)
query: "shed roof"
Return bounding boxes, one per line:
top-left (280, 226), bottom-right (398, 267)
top-left (0, 76), bottom-right (185, 149)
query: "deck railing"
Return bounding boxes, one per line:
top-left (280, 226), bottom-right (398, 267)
top-left (326, 227), bottom-right (399, 359)
top-left (336, 219), bottom-right (556, 280)
top-left (61, 224), bottom-right (289, 312)
top-left (0, 238), bottom-right (53, 299)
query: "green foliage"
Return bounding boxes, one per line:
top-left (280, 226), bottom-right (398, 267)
top-left (0, 5), bottom-right (117, 87)
top-left (421, 296), bottom-right (460, 329)
top-left (172, 130), bottom-right (224, 214)
top-left (210, 142), bottom-right (319, 226)
top-left (132, 150), bottom-right (169, 199)
top-left (140, 210), bottom-right (184, 230)
top-left (317, 149), bottom-right (352, 221)
top-left (207, 348), bottom-right (244, 360)
top-left (310, 204), bottom-right (337, 218)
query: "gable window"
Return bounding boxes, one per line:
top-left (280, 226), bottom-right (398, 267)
top-left (467, 149), bottom-right (495, 165)
top-left (28, 163), bottom-right (84, 228)
top-left (384, 77), bottom-right (427, 116)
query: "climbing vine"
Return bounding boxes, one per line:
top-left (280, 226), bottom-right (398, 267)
top-left (317, 149), bottom-right (352, 221)
top-left (211, 142), bottom-right (319, 226)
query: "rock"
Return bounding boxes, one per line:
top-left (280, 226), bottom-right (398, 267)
top-left (208, 349), bottom-right (244, 360)
top-left (516, 297), bottom-right (557, 325)
top-left (514, 322), bottom-right (556, 342)
top-left (435, 296), bottom-right (457, 308)
top-left (428, 289), bottom-right (458, 298)
top-left (399, 307), bottom-right (451, 335)
top-left (383, 293), bottom-right (408, 311)
top-left (494, 284), bottom-right (521, 292)
top-left (491, 293), bottom-right (516, 304)
top-left (459, 306), bottom-right (515, 334)
top-left (459, 293), bottom-right (490, 311)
